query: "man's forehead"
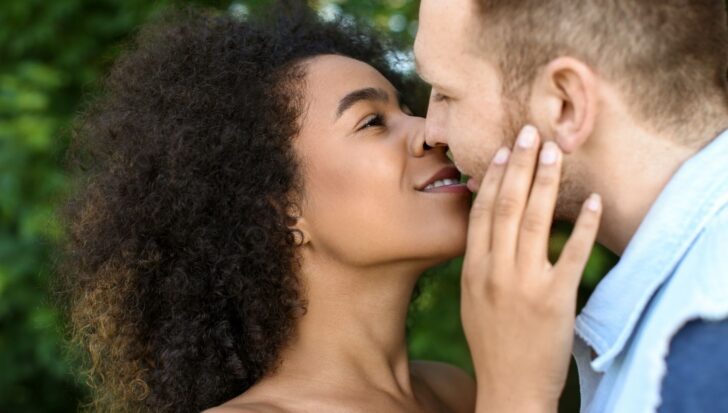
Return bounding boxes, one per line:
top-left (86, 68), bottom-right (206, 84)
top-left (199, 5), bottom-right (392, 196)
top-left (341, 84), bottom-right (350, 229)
top-left (416, 1), bottom-right (476, 49)
top-left (412, 40), bottom-right (427, 77)
top-left (419, 0), bottom-right (475, 25)
top-left (413, 41), bottom-right (441, 87)
top-left (413, 10), bottom-right (477, 83)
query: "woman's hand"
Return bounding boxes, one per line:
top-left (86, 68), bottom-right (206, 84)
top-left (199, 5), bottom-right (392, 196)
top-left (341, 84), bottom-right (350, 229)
top-left (461, 125), bottom-right (602, 413)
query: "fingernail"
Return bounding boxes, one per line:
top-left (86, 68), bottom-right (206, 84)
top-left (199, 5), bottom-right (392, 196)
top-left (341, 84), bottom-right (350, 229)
top-left (586, 193), bottom-right (601, 212)
top-left (466, 178), bottom-right (479, 192)
top-left (540, 141), bottom-right (559, 165)
top-left (492, 147), bottom-right (510, 165)
top-left (517, 125), bottom-right (537, 149)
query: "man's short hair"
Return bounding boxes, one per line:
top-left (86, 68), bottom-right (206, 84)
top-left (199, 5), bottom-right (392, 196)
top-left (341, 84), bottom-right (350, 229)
top-left (475, 0), bottom-right (728, 140)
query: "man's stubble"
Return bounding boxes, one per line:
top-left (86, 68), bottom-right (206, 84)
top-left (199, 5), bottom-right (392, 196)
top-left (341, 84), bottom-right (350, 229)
top-left (501, 93), bottom-right (591, 224)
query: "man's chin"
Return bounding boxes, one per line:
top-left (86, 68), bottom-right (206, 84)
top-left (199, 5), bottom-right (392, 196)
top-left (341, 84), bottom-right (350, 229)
top-left (466, 177), bottom-right (481, 192)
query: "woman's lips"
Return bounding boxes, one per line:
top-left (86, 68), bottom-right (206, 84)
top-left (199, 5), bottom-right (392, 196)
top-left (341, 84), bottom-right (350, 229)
top-left (417, 165), bottom-right (472, 194)
top-left (418, 166), bottom-right (461, 189)
top-left (422, 183), bottom-right (471, 194)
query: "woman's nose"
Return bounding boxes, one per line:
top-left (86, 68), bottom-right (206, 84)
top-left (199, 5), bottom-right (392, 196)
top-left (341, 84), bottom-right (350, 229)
top-left (407, 116), bottom-right (435, 157)
top-left (424, 96), bottom-right (449, 149)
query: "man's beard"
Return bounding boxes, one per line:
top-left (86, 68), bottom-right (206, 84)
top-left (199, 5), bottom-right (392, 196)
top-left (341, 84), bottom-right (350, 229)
top-left (555, 164), bottom-right (591, 223)
top-left (501, 96), bottom-right (590, 224)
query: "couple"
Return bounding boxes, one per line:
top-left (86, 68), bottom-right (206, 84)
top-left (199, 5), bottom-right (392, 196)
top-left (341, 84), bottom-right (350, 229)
top-left (59, 0), bottom-right (728, 412)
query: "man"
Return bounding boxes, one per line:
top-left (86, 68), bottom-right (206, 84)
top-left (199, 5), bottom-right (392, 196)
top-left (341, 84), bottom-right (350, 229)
top-left (414, 0), bottom-right (728, 412)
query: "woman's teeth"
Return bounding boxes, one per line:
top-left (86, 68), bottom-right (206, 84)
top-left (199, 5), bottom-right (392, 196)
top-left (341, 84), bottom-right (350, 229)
top-left (424, 178), bottom-right (460, 190)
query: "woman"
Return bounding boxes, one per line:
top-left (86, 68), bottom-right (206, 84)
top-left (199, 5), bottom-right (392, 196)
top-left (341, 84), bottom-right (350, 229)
top-left (57, 2), bottom-right (595, 412)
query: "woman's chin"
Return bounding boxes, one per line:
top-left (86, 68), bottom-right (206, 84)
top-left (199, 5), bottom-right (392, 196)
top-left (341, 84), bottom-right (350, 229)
top-left (417, 243), bottom-right (466, 269)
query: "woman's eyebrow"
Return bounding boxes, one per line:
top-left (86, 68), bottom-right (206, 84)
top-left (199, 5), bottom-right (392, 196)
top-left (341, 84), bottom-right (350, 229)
top-left (336, 87), bottom-right (389, 119)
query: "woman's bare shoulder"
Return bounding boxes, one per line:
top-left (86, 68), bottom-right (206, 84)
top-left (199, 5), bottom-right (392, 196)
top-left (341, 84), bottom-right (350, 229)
top-left (202, 401), bottom-right (289, 413)
top-left (202, 388), bottom-right (291, 413)
top-left (410, 359), bottom-right (477, 413)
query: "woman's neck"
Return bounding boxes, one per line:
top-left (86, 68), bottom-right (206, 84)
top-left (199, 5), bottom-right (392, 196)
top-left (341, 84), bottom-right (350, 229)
top-left (270, 259), bottom-right (423, 398)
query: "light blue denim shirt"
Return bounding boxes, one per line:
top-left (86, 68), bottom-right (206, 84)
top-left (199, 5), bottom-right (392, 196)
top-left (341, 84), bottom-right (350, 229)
top-left (573, 129), bottom-right (728, 413)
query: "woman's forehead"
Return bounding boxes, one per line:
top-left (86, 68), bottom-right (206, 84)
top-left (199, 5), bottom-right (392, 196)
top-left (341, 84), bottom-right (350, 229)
top-left (303, 55), bottom-right (396, 108)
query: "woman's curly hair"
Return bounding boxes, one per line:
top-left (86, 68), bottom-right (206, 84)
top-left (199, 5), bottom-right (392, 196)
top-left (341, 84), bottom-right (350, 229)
top-left (54, 2), bottom-right (421, 411)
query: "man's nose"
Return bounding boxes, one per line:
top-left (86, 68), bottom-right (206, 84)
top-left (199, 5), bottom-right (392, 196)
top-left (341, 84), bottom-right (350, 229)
top-left (424, 96), bottom-right (448, 149)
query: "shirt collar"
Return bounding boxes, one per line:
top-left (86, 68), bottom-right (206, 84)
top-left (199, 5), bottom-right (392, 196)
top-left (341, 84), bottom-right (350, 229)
top-left (575, 129), bottom-right (728, 372)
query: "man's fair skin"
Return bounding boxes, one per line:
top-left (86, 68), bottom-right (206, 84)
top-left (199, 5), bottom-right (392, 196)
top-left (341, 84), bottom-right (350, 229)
top-left (415, 0), bottom-right (728, 410)
top-left (413, 0), bottom-right (724, 255)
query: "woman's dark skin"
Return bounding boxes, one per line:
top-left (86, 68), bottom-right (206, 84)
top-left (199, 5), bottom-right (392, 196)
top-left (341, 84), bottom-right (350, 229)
top-left (58, 4), bottom-right (601, 412)
top-left (205, 54), bottom-right (474, 413)
top-left (58, 5), bottom-right (477, 411)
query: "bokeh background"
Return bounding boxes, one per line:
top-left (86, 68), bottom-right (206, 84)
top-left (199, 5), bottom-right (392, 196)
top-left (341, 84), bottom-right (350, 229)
top-left (0, 0), bottom-right (618, 411)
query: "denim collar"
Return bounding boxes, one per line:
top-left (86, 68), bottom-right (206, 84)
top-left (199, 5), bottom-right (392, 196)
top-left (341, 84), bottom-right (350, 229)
top-left (575, 129), bottom-right (728, 372)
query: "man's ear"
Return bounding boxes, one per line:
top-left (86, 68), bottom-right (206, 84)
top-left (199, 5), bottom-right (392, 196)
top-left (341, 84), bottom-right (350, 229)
top-left (286, 203), bottom-right (311, 247)
top-left (529, 57), bottom-right (598, 153)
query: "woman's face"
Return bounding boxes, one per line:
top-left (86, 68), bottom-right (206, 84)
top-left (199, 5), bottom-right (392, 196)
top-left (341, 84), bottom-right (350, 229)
top-left (294, 55), bottom-right (470, 269)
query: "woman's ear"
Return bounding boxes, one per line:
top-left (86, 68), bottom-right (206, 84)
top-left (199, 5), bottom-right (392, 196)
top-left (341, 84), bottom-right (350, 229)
top-left (529, 57), bottom-right (598, 154)
top-left (286, 203), bottom-right (311, 247)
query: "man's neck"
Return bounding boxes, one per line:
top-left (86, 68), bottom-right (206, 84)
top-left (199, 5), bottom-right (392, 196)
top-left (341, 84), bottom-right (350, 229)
top-left (587, 119), bottom-right (727, 255)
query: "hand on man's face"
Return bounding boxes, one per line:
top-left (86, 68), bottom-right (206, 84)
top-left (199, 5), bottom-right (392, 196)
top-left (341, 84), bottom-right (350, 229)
top-left (460, 124), bottom-right (602, 410)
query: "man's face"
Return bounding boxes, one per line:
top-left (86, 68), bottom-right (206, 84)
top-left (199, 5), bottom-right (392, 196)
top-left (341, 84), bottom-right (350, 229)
top-left (414, 0), bottom-right (522, 186)
top-left (415, 0), bottom-right (593, 222)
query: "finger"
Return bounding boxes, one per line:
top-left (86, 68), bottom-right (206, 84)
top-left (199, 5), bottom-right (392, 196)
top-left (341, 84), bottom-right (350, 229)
top-left (554, 193), bottom-right (602, 286)
top-left (466, 146), bottom-right (511, 254)
top-left (491, 125), bottom-right (541, 261)
top-left (517, 141), bottom-right (562, 268)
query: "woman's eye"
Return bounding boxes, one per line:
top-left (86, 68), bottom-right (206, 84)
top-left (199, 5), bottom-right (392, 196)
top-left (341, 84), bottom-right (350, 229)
top-left (359, 114), bottom-right (384, 130)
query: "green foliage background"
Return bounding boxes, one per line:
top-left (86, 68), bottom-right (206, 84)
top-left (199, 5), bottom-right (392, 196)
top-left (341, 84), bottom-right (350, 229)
top-left (0, 0), bottom-right (617, 411)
